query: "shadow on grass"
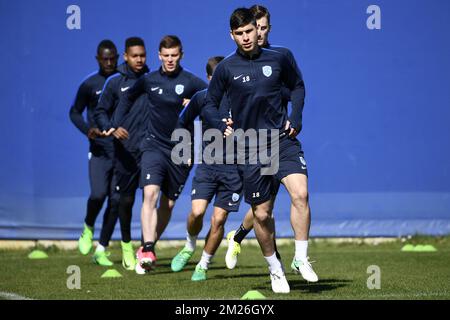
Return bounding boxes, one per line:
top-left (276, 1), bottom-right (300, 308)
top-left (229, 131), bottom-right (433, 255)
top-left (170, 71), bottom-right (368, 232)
top-left (152, 264), bottom-right (263, 275)
top-left (211, 273), bottom-right (267, 280)
top-left (252, 278), bottom-right (352, 293)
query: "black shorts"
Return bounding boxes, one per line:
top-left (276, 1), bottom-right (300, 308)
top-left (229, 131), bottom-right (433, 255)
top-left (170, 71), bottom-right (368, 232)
top-left (114, 142), bottom-right (141, 196)
top-left (88, 150), bottom-right (115, 199)
top-left (239, 136), bottom-right (308, 205)
top-left (140, 141), bottom-right (192, 201)
top-left (191, 164), bottom-right (243, 212)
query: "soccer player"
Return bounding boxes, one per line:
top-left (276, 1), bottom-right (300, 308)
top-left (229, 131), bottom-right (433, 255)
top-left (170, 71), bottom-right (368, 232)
top-left (170, 56), bottom-right (243, 281)
top-left (93, 37), bottom-right (150, 270)
top-left (69, 39), bottom-right (119, 257)
top-left (225, 5), bottom-right (309, 277)
top-left (203, 8), bottom-right (318, 293)
top-left (109, 35), bottom-right (207, 274)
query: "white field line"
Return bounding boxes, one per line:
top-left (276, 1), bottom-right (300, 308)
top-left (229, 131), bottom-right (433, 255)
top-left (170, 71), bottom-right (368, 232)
top-left (0, 291), bottom-right (33, 300)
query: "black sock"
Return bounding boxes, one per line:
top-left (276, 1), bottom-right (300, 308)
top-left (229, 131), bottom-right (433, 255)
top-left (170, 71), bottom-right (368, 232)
top-left (143, 241), bottom-right (155, 253)
top-left (234, 224), bottom-right (251, 244)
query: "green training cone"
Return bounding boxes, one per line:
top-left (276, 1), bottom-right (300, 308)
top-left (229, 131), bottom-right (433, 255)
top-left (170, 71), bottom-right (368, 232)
top-left (241, 290), bottom-right (266, 300)
top-left (401, 244), bottom-right (415, 252)
top-left (101, 269), bottom-right (122, 278)
top-left (414, 244), bottom-right (437, 252)
top-left (28, 250), bottom-right (49, 259)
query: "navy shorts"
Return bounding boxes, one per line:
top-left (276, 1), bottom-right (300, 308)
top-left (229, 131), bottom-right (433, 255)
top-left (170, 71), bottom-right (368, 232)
top-left (191, 164), bottom-right (243, 212)
top-left (140, 144), bottom-right (192, 201)
top-left (114, 142), bottom-right (141, 196)
top-left (88, 150), bottom-right (115, 199)
top-left (240, 136), bottom-right (308, 205)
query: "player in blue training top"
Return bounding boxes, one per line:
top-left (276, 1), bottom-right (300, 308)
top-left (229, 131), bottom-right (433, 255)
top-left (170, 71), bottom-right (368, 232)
top-left (202, 7), bottom-right (318, 294)
top-left (169, 56), bottom-right (243, 281)
top-left (225, 5), bottom-right (317, 285)
top-left (69, 39), bottom-right (119, 257)
top-left (107, 35), bottom-right (208, 274)
top-left (93, 37), bottom-right (150, 270)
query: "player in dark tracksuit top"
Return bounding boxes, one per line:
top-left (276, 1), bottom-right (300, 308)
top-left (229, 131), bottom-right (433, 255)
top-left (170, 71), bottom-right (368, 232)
top-left (169, 57), bottom-right (243, 281)
top-left (202, 8), bottom-right (318, 294)
top-left (93, 37), bottom-right (149, 270)
top-left (69, 39), bottom-right (119, 257)
top-left (109, 35), bottom-right (207, 273)
top-left (226, 5), bottom-right (306, 269)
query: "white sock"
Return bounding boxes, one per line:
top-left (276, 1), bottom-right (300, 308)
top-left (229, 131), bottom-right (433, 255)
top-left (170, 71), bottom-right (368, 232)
top-left (95, 244), bottom-right (105, 253)
top-left (199, 250), bottom-right (213, 269)
top-left (185, 232), bottom-right (197, 252)
top-left (264, 252), bottom-right (282, 273)
top-left (295, 240), bottom-right (308, 261)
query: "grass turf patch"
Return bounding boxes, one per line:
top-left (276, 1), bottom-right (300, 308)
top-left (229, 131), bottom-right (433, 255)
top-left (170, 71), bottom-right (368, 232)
top-left (1, 238), bottom-right (449, 300)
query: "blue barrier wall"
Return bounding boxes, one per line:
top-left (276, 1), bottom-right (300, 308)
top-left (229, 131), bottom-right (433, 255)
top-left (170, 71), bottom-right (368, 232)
top-left (1, 0), bottom-right (450, 239)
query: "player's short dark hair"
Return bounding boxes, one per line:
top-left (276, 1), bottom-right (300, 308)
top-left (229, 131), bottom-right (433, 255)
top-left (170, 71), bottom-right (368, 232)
top-left (206, 56), bottom-right (224, 77)
top-left (159, 35), bottom-right (183, 53)
top-left (97, 39), bottom-right (117, 55)
top-left (125, 37), bottom-right (146, 52)
top-left (230, 7), bottom-right (256, 31)
top-left (250, 4), bottom-right (271, 25)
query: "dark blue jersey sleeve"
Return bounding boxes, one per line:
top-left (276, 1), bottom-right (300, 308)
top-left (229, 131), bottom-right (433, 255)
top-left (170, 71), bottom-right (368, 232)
top-left (94, 77), bottom-right (117, 131)
top-left (279, 54), bottom-right (305, 131)
top-left (191, 76), bottom-right (208, 95)
top-left (111, 76), bottom-right (147, 129)
top-left (178, 91), bottom-right (203, 129)
top-left (272, 46), bottom-right (304, 106)
top-left (283, 48), bottom-right (302, 77)
top-left (203, 64), bottom-right (228, 133)
top-left (217, 94), bottom-right (231, 120)
top-left (69, 82), bottom-right (90, 135)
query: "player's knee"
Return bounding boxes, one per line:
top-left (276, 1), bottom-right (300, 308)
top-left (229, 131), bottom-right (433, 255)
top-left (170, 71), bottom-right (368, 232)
top-left (143, 189), bottom-right (158, 206)
top-left (291, 188), bottom-right (309, 207)
top-left (191, 207), bottom-right (206, 219)
top-left (89, 192), bottom-right (107, 203)
top-left (253, 210), bottom-right (271, 225)
top-left (120, 195), bottom-right (134, 208)
top-left (211, 211), bottom-right (227, 227)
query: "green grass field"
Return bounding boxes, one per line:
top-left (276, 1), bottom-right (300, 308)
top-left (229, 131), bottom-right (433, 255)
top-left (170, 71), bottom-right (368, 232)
top-left (1, 236), bottom-right (450, 300)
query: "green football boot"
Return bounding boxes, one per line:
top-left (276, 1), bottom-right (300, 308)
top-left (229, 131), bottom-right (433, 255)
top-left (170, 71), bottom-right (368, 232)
top-left (78, 224), bottom-right (94, 255)
top-left (191, 264), bottom-right (207, 281)
top-left (121, 241), bottom-right (136, 271)
top-left (92, 250), bottom-right (114, 266)
top-left (171, 247), bottom-right (194, 272)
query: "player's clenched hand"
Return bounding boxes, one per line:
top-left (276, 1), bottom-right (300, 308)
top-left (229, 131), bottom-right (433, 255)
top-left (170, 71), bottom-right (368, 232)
top-left (112, 127), bottom-right (129, 140)
top-left (223, 125), bottom-right (233, 138)
top-left (285, 120), bottom-right (298, 138)
top-left (222, 118), bottom-right (234, 138)
top-left (87, 128), bottom-right (102, 139)
top-left (182, 99), bottom-right (190, 107)
top-left (102, 128), bottom-right (116, 137)
top-left (225, 118), bottom-right (233, 126)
